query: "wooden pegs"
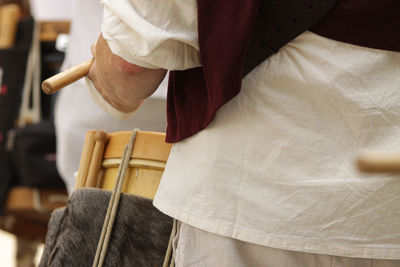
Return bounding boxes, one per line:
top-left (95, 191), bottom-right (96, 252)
top-left (357, 152), bottom-right (400, 173)
top-left (75, 130), bottom-right (96, 190)
top-left (41, 58), bottom-right (94, 95)
top-left (85, 130), bottom-right (109, 188)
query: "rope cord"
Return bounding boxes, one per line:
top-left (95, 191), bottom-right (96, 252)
top-left (18, 21), bottom-right (41, 126)
top-left (163, 219), bottom-right (177, 267)
top-left (92, 129), bottom-right (139, 267)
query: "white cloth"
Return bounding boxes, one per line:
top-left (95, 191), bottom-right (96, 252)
top-left (60, 0), bottom-right (102, 70)
top-left (101, 0), bottom-right (201, 70)
top-left (102, 0), bottom-right (400, 260)
top-left (174, 223), bottom-right (400, 267)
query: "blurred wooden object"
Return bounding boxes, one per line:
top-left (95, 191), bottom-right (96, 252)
top-left (0, 0), bottom-right (30, 17)
top-left (2, 186), bottom-right (68, 242)
top-left (357, 152), bottom-right (400, 173)
top-left (0, 3), bottom-right (21, 48)
top-left (39, 20), bottom-right (70, 42)
top-left (5, 187), bottom-right (68, 219)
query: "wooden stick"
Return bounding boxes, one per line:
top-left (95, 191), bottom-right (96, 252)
top-left (0, 4), bottom-right (21, 49)
top-left (85, 130), bottom-right (109, 188)
top-left (41, 58), bottom-right (94, 95)
top-left (75, 130), bottom-right (96, 190)
top-left (357, 152), bottom-right (400, 173)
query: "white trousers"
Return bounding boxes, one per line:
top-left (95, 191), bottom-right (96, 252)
top-left (174, 222), bottom-right (400, 267)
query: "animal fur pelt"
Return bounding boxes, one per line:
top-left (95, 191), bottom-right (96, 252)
top-left (39, 188), bottom-right (173, 266)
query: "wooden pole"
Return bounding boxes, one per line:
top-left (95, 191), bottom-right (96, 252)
top-left (357, 152), bottom-right (400, 173)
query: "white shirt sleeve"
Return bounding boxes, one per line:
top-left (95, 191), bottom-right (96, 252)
top-left (101, 0), bottom-right (201, 70)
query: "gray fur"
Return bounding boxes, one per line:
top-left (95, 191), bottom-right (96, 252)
top-left (39, 188), bottom-right (173, 267)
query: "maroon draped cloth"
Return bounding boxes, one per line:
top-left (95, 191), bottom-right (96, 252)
top-left (166, 0), bottom-right (260, 143)
top-left (166, 0), bottom-right (400, 143)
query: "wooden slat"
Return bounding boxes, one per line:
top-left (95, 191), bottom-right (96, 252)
top-left (103, 131), bottom-right (171, 162)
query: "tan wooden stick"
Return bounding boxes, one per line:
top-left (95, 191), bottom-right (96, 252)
top-left (0, 4), bottom-right (21, 49)
top-left (357, 152), bottom-right (400, 173)
top-left (75, 130), bottom-right (97, 189)
top-left (42, 58), bottom-right (94, 95)
top-left (85, 130), bottom-right (109, 188)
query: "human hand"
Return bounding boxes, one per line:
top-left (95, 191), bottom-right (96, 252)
top-left (87, 34), bottom-right (167, 113)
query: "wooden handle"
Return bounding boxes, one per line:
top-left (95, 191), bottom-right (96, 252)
top-left (357, 152), bottom-right (400, 173)
top-left (41, 58), bottom-right (94, 94)
top-left (0, 4), bottom-right (21, 49)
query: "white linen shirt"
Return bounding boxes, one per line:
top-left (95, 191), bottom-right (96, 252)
top-left (102, 0), bottom-right (400, 259)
